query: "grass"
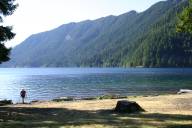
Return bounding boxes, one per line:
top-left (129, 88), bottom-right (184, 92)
top-left (0, 93), bottom-right (192, 128)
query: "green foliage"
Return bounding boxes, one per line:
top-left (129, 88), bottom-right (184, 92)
top-left (0, 0), bottom-right (17, 64)
top-left (177, 0), bottom-right (192, 34)
top-left (128, 0), bottom-right (192, 67)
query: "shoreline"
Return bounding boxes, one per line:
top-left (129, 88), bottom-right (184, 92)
top-left (1, 92), bottom-right (192, 128)
top-left (2, 92), bottom-right (192, 113)
top-left (8, 92), bottom-right (192, 114)
top-left (28, 89), bottom-right (190, 104)
top-left (7, 92), bottom-right (192, 116)
top-left (0, 90), bottom-right (188, 105)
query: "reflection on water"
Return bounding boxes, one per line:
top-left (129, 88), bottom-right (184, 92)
top-left (0, 68), bottom-right (192, 103)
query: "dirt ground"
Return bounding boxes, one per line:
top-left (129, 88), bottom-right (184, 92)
top-left (1, 93), bottom-right (192, 128)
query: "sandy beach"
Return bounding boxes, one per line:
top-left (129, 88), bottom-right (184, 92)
top-left (0, 93), bottom-right (192, 128)
top-left (12, 93), bottom-right (192, 115)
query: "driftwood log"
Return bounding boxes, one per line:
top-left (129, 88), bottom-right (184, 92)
top-left (177, 89), bottom-right (192, 94)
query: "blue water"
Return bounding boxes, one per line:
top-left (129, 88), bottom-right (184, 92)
top-left (0, 68), bottom-right (192, 103)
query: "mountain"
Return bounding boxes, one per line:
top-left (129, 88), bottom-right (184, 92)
top-left (2, 0), bottom-right (192, 67)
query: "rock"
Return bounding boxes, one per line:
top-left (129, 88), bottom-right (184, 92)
top-left (177, 89), bottom-right (192, 94)
top-left (30, 100), bottom-right (40, 103)
top-left (81, 97), bottom-right (97, 100)
top-left (114, 100), bottom-right (145, 113)
top-left (52, 97), bottom-right (74, 102)
top-left (0, 100), bottom-right (13, 106)
top-left (98, 94), bottom-right (127, 100)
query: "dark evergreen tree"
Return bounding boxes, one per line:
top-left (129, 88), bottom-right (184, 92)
top-left (0, 0), bottom-right (17, 63)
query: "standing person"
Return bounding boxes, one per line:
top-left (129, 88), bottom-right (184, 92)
top-left (20, 89), bottom-right (26, 104)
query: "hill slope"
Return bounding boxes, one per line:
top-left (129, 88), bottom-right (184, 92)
top-left (3, 0), bottom-right (192, 67)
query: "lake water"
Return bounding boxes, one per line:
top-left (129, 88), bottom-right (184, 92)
top-left (0, 68), bottom-right (192, 103)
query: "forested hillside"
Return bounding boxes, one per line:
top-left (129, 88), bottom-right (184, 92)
top-left (128, 0), bottom-right (192, 67)
top-left (2, 0), bottom-right (192, 67)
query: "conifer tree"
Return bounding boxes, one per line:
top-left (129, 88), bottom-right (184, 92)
top-left (0, 0), bottom-right (17, 63)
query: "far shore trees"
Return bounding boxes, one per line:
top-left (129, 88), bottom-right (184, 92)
top-left (0, 0), bottom-right (18, 64)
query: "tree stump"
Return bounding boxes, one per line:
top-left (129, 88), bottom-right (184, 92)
top-left (114, 100), bottom-right (145, 113)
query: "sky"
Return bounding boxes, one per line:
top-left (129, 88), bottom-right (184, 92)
top-left (3, 0), bottom-right (164, 47)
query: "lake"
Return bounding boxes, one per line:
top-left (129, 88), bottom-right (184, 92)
top-left (0, 68), bottom-right (192, 103)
